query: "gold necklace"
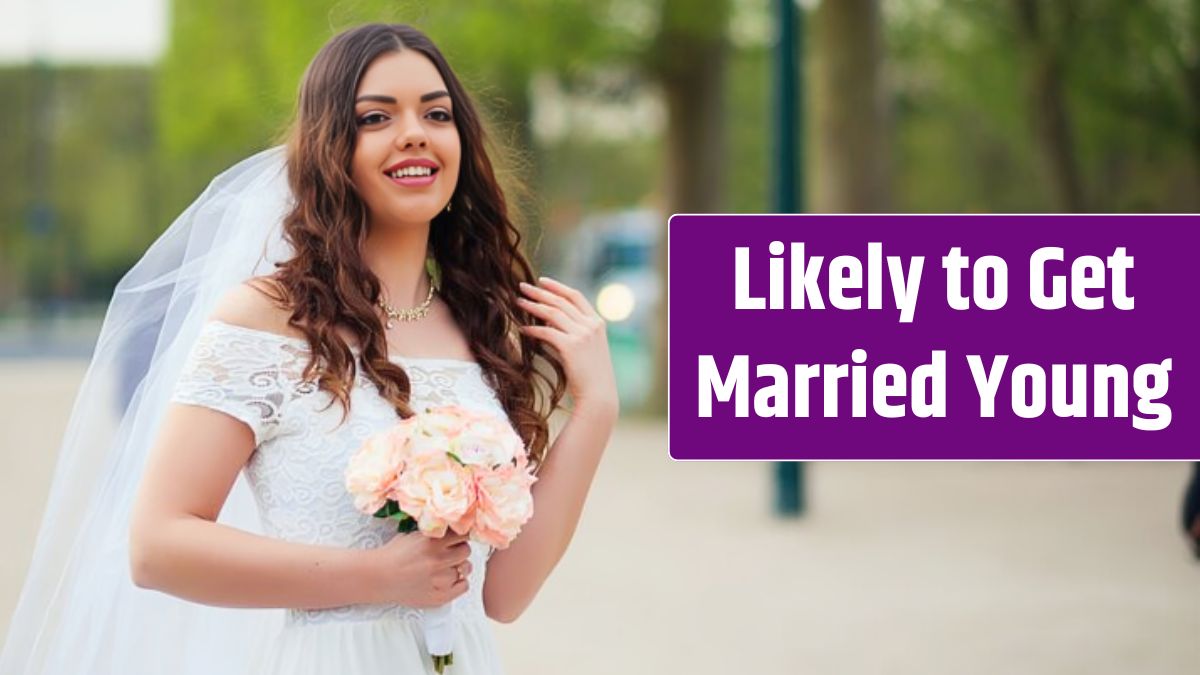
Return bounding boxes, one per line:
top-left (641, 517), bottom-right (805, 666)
top-left (378, 275), bottom-right (435, 328)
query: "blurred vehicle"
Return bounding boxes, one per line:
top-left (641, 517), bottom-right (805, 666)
top-left (556, 208), bottom-right (661, 411)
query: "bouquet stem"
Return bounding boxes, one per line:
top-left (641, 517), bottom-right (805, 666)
top-left (432, 652), bottom-right (454, 673)
top-left (424, 603), bottom-right (455, 673)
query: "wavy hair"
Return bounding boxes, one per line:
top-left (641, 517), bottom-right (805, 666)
top-left (267, 23), bottom-right (566, 467)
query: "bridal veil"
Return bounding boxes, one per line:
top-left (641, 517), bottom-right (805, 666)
top-left (1, 146), bottom-right (295, 674)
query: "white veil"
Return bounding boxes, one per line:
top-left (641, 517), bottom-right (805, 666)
top-left (1, 146), bottom-right (295, 674)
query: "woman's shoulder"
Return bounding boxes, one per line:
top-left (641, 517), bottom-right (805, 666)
top-left (174, 278), bottom-right (306, 446)
top-left (209, 276), bottom-right (305, 342)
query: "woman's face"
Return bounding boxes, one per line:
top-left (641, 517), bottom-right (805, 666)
top-left (351, 49), bottom-right (461, 230)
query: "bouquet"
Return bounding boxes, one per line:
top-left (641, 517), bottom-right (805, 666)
top-left (345, 405), bottom-right (537, 673)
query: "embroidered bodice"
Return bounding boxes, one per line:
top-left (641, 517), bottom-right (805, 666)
top-left (170, 320), bottom-right (504, 626)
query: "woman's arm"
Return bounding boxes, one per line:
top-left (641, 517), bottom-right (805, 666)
top-left (129, 403), bottom-right (383, 609)
top-left (481, 400), bottom-right (616, 622)
top-left (482, 277), bottom-right (619, 623)
top-left (129, 284), bottom-right (386, 609)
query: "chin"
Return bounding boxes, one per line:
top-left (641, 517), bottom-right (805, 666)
top-left (383, 203), bottom-right (443, 227)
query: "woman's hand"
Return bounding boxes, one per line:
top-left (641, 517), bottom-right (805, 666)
top-left (366, 531), bottom-right (472, 607)
top-left (517, 277), bottom-right (619, 417)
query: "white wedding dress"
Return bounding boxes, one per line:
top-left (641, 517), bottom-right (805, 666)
top-left (169, 319), bottom-right (507, 675)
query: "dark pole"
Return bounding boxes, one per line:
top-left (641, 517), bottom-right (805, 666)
top-left (772, 0), bottom-right (806, 516)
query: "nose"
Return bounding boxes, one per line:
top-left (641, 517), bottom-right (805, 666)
top-left (393, 111), bottom-right (429, 151)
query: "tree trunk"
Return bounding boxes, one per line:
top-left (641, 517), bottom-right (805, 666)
top-left (1186, 37), bottom-right (1200, 198)
top-left (1012, 0), bottom-right (1086, 212)
top-left (810, 0), bottom-right (891, 212)
top-left (645, 0), bottom-right (730, 415)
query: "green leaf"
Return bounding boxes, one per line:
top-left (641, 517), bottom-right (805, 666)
top-left (373, 500), bottom-right (403, 519)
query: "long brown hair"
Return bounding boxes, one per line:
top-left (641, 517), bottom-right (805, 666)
top-left (269, 23), bottom-right (565, 466)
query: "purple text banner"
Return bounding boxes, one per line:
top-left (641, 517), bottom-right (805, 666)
top-left (667, 215), bottom-right (1198, 460)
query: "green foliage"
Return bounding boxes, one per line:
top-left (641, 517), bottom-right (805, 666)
top-left (886, 0), bottom-right (1197, 212)
top-left (0, 66), bottom-right (157, 303)
top-left (2, 0), bottom-right (1194, 307)
top-left (727, 45), bottom-right (771, 213)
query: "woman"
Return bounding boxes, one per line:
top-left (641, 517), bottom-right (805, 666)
top-left (1, 23), bottom-right (616, 675)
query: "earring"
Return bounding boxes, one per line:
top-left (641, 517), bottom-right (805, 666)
top-left (445, 200), bottom-right (453, 213)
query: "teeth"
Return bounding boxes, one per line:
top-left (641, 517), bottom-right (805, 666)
top-left (389, 166), bottom-right (434, 178)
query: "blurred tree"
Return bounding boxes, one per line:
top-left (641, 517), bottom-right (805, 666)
top-left (155, 0), bottom-right (339, 218)
top-left (52, 69), bottom-right (158, 297)
top-left (646, 0), bottom-right (731, 214)
top-left (886, 0), bottom-right (1197, 212)
top-left (1065, 0), bottom-right (1199, 209)
top-left (0, 66), bottom-right (157, 306)
top-left (0, 68), bottom-right (35, 306)
top-left (644, 0), bottom-right (732, 414)
top-left (1011, 0), bottom-right (1085, 211)
top-left (810, 0), bottom-right (891, 212)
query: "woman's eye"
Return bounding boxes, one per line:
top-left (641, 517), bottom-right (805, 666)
top-left (427, 109), bottom-right (453, 123)
top-left (357, 112), bottom-right (388, 126)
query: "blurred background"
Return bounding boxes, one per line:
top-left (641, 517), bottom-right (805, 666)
top-left (1, 1), bottom-right (1197, 673)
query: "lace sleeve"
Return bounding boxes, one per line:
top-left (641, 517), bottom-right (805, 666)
top-left (169, 321), bottom-right (295, 446)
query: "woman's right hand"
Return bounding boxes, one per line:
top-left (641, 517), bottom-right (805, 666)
top-left (366, 531), bottom-right (473, 607)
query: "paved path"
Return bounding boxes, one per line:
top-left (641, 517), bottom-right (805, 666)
top-left (2, 360), bottom-right (1197, 674)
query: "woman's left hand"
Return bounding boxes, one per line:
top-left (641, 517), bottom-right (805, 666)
top-left (517, 277), bottom-right (619, 418)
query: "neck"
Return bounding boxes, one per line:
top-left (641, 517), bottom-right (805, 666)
top-left (362, 221), bottom-right (432, 307)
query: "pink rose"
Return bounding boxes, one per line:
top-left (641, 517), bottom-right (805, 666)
top-left (344, 429), bottom-right (410, 513)
top-left (392, 452), bottom-right (477, 537)
top-left (453, 414), bottom-right (524, 467)
top-left (405, 409), bottom-right (465, 457)
top-left (472, 461), bottom-right (537, 549)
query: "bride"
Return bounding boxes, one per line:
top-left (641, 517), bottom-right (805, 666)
top-left (0, 23), bottom-right (617, 675)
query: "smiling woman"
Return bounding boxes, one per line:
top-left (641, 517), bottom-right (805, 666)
top-left (350, 50), bottom-right (461, 229)
top-left (0, 23), bottom-right (617, 675)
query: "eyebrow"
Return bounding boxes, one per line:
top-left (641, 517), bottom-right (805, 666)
top-left (354, 90), bottom-right (451, 105)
